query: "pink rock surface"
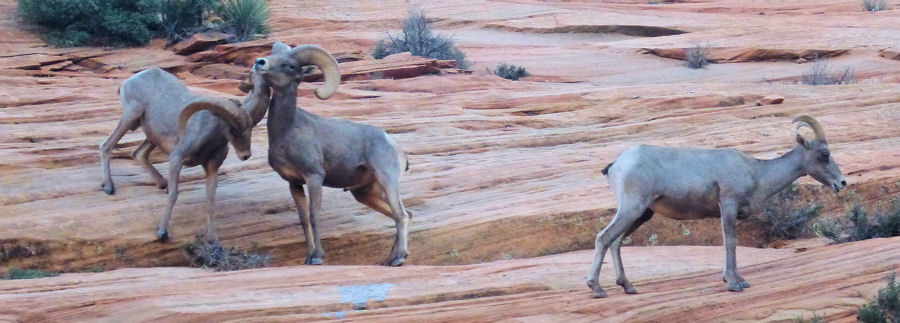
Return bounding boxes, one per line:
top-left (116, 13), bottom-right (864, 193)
top-left (1, 0), bottom-right (899, 320)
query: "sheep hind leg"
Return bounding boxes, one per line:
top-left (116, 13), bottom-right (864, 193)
top-left (351, 181), bottom-right (410, 267)
top-left (586, 200), bottom-right (649, 298)
top-left (132, 140), bottom-right (167, 191)
top-left (611, 208), bottom-right (653, 294)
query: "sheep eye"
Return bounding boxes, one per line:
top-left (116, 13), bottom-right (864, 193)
top-left (286, 64), bottom-right (297, 70)
top-left (819, 151), bottom-right (830, 161)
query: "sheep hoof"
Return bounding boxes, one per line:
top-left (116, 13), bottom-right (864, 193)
top-left (305, 256), bottom-right (324, 265)
top-left (103, 183), bottom-right (115, 195)
top-left (587, 279), bottom-right (608, 298)
top-left (618, 281), bottom-right (638, 294)
top-left (157, 183), bottom-right (168, 191)
top-left (726, 282), bottom-right (744, 292)
top-left (156, 230), bottom-right (170, 242)
top-left (389, 257), bottom-right (405, 267)
top-left (740, 280), bottom-right (751, 288)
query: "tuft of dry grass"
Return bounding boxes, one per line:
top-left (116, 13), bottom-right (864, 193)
top-left (181, 237), bottom-right (270, 271)
top-left (801, 57), bottom-right (855, 85)
top-left (863, 0), bottom-right (889, 11)
top-left (685, 44), bottom-right (710, 69)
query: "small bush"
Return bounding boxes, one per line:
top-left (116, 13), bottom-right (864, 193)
top-left (181, 237), bottom-right (270, 271)
top-left (858, 272), bottom-right (900, 322)
top-left (685, 44), bottom-right (710, 69)
top-left (794, 313), bottom-right (826, 323)
top-left (372, 39), bottom-right (392, 60)
top-left (863, 0), bottom-right (889, 11)
top-left (3, 268), bottom-right (57, 280)
top-left (216, 0), bottom-right (271, 42)
top-left (763, 183), bottom-right (822, 240)
top-left (818, 200), bottom-right (900, 244)
top-left (802, 57), bottom-right (855, 85)
top-left (18, 0), bottom-right (161, 47)
top-left (491, 63), bottom-right (530, 80)
top-left (372, 9), bottom-right (469, 69)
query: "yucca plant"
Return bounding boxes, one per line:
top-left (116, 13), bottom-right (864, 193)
top-left (217, 0), bottom-right (270, 42)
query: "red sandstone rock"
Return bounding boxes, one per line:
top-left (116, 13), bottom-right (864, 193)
top-left (1, 0), bottom-right (900, 321)
top-left (172, 32), bottom-right (231, 55)
top-left (757, 95), bottom-right (785, 105)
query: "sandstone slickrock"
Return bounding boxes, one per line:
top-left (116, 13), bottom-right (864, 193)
top-left (1, 0), bottom-right (900, 320)
top-left (1, 238), bottom-right (897, 322)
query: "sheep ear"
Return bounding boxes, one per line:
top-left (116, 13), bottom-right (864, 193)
top-left (796, 134), bottom-right (810, 148)
top-left (272, 42), bottom-right (291, 55)
top-left (238, 81), bottom-right (253, 93)
top-left (300, 65), bottom-right (318, 75)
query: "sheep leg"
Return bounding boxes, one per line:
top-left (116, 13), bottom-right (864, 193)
top-left (587, 201), bottom-right (646, 298)
top-left (351, 182), bottom-right (410, 267)
top-left (719, 200), bottom-right (748, 291)
top-left (304, 175), bottom-right (326, 265)
top-left (289, 182), bottom-right (319, 265)
top-left (201, 159), bottom-right (220, 243)
top-left (156, 153), bottom-right (184, 242)
top-left (611, 208), bottom-right (654, 294)
top-left (133, 140), bottom-right (167, 191)
top-left (100, 112), bottom-right (141, 195)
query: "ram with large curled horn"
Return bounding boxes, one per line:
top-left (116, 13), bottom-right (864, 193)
top-left (585, 115), bottom-right (846, 298)
top-left (100, 67), bottom-right (270, 243)
top-left (254, 42), bottom-right (413, 267)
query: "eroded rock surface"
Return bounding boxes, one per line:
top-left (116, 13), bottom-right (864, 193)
top-left (1, 0), bottom-right (899, 320)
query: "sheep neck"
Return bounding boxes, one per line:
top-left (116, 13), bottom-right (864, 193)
top-left (756, 146), bottom-right (806, 201)
top-left (267, 81), bottom-right (302, 142)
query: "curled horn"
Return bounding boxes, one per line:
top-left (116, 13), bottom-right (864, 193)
top-left (792, 115), bottom-right (826, 141)
top-left (178, 97), bottom-right (252, 138)
top-left (289, 44), bottom-right (340, 100)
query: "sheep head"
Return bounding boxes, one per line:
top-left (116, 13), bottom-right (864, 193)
top-left (179, 97), bottom-right (253, 161)
top-left (792, 115), bottom-right (846, 192)
top-left (252, 42), bottom-right (340, 99)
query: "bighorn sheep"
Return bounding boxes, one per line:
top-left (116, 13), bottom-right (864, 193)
top-left (253, 42), bottom-right (412, 266)
top-left (587, 115), bottom-right (846, 297)
top-left (99, 67), bottom-right (270, 242)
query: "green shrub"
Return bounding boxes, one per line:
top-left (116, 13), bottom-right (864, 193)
top-left (372, 9), bottom-right (469, 69)
top-left (18, 0), bottom-right (161, 47)
top-left (181, 237), bottom-right (270, 271)
top-left (491, 63), bottom-right (530, 81)
top-left (762, 183), bottom-right (822, 240)
top-left (216, 0), bottom-right (271, 42)
top-left (3, 268), bottom-right (57, 280)
top-left (159, 0), bottom-right (218, 41)
top-left (858, 272), bottom-right (900, 323)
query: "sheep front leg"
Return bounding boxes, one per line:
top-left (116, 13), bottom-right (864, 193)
top-left (304, 175), bottom-right (326, 265)
top-left (289, 183), bottom-right (320, 265)
top-left (156, 154), bottom-right (183, 242)
top-left (719, 200), bottom-right (749, 291)
top-left (201, 160), bottom-right (221, 243)
top-left (100, 115), bottom-right (140, 195)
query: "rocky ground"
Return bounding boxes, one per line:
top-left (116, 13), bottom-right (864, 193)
top-left (1, 0), bottom-right (899, 321)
